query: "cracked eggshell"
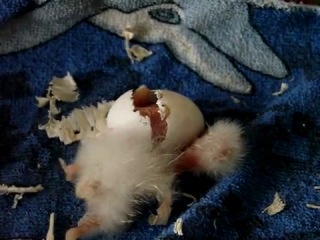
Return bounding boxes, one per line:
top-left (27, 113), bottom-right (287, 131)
top-left (106, 89), bottom-right (152, 141)
top-left (106, 88), bottom-right (205, 152)
top-left (154, 89), bottom-right (205, 151)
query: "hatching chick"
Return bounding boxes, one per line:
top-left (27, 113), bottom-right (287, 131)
top-left (176, 120), bottom-right (245, 178)
top-left (65, 129), bottom-right (177, 240)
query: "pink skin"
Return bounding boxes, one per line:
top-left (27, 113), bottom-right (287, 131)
top-left (61, 162), bottom-right (101, 239)
top-left (178, 140), bottom-right (232, 172)
top-left (65, 216), bottom-right (101, 240)
top-left (63, 164), bottom-right (80, 182)
top-left (176, 120), bottom-right (244, 177)
top-left (149, 193), bottom-right (173, 225)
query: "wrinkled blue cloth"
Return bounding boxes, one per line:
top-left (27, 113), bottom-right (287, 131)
top-left (1, 0), bottom-right (320, 239)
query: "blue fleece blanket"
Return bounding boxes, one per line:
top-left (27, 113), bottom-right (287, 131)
top-left (1, 0), bottom-right (320, 239)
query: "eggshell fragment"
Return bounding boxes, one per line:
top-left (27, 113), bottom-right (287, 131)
top-left (106, 88), bottom-right (153, 143)
top-left (154, 89), bottom-right (204, 151)
top-left (106, 86), bottom-right (205, 152)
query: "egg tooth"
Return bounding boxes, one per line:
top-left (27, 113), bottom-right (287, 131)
top-left (176, 120), bottom-right (245, 178)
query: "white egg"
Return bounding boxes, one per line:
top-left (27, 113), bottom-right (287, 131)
top-left (106, 89), bottom-right (152, 141)
top-left (106, 86), bottom-right (205, 152)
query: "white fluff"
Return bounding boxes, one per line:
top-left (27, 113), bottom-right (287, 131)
top-left (73, 129), bottom-right (176, 234)
top-left (190, 120), bottom-right (245, 177)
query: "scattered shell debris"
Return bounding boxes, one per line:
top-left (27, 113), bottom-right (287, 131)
top-left (231, 96), bottom-right (240, 104)
top-left (122, 26), bottom-right (153, 63)
top-left (12, 193), bottom-right (24, 209)
top-left (46, 212), bottom-right (55, 240)
top-left (0, 185), bottom-right (42, 209)
top-left (49, 97), bottom-right (60, 115)
top-left (36, 72), bottom-right (105, 144)
top-left (35, 97), bottom-right (50, 108)
top-left (272, 83), bottom-right (288, 96)
top-left (35, 72), bottom-right (79, 114)
top-left (306, 185), bottom-right (320, 210)
top-left (306, 203), bottom-right (320, 210)
top-left (262, 192), bottom-right (285, 216)
top-left (0, 184), bottom-right (43, 194)
top-left (59, 158), bottom-right (68, 172)
top-left (39, 100), bottom-right (114, 145)
top-left (36, 73), bottom-right (115, 144)
top-left (50, 73), bottom-right (79, 102)
top-left (174, 218), bottom-right (183, 236)
top-left (129, 44), bottom-right (152, 62)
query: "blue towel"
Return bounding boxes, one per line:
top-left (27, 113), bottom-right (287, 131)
top-left (1, 0), bottom-right (320, 239)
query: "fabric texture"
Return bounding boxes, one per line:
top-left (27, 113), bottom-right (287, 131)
top-left (0, 0), bottom-right (320, 239)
